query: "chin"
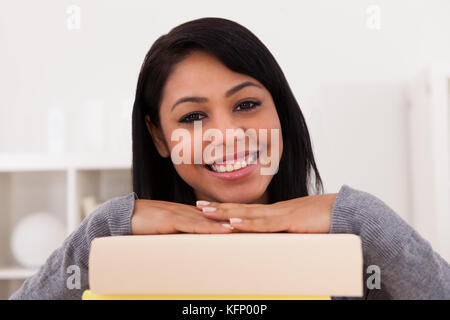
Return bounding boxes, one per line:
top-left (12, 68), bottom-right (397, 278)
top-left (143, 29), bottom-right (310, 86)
top-left (211, 188), bottom-right (267, 204)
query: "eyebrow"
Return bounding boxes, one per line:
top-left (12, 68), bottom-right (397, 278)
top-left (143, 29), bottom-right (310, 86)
top-left (170, 81), bottom-right (263, 112)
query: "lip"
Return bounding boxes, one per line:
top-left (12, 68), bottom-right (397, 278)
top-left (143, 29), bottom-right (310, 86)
top-left (204, 153), bottom-right (259, 181)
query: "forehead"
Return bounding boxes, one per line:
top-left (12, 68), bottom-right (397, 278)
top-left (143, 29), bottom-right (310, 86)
top-left (161, 50), bottom-right (264, 100)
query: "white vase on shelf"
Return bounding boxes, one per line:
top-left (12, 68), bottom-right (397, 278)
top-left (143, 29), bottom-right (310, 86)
top-left (10, 212), bottom-right (66, 268)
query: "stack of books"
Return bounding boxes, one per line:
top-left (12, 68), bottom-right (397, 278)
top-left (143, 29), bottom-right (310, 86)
top-left (82, 233), bottom-right (363, 300)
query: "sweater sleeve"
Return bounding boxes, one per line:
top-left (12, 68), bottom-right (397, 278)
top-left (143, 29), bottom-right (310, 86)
top-left (329, 184), bottom-right (450, 299)
top-left (8, 192), bottom-right (138, 300)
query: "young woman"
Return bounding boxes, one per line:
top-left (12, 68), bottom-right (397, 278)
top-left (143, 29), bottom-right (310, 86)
top-left (10, 17), bottom-right (449, 300)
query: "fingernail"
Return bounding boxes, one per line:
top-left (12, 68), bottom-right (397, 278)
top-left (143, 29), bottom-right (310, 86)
top-left (229, 217), bottom-right (243, 224)
top-left (196, 200), bottom-right (210, 206)
top-left (202, 207), bottom-right (216, 213)
top-left (221, 223), bottom-right (234, 230)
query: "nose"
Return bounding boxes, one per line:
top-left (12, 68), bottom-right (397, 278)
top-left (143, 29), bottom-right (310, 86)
top-left (204, 111), bottom-right (247, 154)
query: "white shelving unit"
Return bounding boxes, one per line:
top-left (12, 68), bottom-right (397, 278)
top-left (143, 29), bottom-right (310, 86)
top-left (0, 152), bottom-right (133, 299)
top-left (407, 61), bottom-right (450, 263)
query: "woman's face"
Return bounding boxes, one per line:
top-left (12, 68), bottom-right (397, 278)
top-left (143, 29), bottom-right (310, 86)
top-left (146, 50), bottom-right (283, 203)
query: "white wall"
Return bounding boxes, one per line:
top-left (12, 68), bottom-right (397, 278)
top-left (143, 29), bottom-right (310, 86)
top-left (1, 0), bottom-right (450, 233)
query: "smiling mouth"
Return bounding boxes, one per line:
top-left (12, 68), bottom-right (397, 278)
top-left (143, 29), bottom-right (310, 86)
top-left (204, 151), bottom-right (259, 173)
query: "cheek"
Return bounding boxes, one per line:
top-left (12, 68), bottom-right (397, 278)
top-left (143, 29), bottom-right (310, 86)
top-left (268, 110), bottom-right (283, 157)
top-left (253, 105), bottom-right (282, 131)
top-left (165, 131), bottom-right (203, 182)
top-left (254, 108), bottom-right (283, 158)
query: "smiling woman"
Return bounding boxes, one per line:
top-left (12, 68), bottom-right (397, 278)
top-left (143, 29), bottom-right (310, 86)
top-left (8, 17), bottom-right (450, 300)
top-left (144, 49), bottom-right (284, 204)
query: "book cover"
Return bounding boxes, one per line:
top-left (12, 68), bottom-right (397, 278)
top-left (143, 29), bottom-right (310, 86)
top-left (84, 233), bottom-right (363, 299)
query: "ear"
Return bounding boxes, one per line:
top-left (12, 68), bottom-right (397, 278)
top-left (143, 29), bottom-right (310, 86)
top-left (145, 115), bottom-right (170, 158)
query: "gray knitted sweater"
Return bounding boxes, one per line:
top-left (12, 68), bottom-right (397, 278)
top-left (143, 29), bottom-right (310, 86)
top-left (8, 185), bottom-right (450, 299)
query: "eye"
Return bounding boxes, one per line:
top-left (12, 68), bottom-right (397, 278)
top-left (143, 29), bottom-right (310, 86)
top-left (234, 100), bottom-right (261, 112)
top-left (178, 112), bottom-right (207, 123)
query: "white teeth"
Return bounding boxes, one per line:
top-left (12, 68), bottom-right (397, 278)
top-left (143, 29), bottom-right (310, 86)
top-left (209, 152), bottom-right (258, 173)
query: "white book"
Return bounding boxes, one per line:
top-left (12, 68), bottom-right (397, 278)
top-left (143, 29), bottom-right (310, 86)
top-left (87, 233), bottom-right (363, 298)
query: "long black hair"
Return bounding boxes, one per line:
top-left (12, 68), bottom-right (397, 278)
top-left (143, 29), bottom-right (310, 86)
top-left (132, 17), bottom-right (324, 204)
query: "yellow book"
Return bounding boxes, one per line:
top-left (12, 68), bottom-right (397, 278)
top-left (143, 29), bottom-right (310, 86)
top-left (82, 290), bottom-right (330, 300)
top-left (83, 233), bottom-right (363, 300)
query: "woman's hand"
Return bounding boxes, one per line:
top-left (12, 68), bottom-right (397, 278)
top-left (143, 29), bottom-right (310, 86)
top-left (195, 193), bottom-right (338, 233)
top-left (131, 199), bottom-right (234, 235)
